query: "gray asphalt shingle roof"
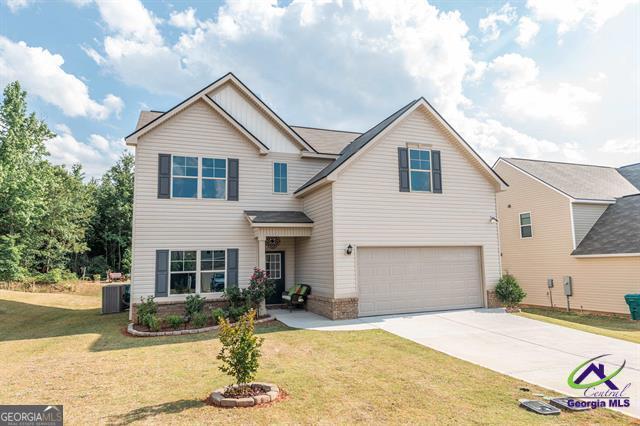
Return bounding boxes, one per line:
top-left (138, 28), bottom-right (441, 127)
top-left (294, 99), bottom-right (420, 194)
top-left (572, 194), bottom-right (640, 255)
top-left (244, 210), bottom-right (313, 224)
top-left (618, 163), bottom-right (640, 191)
top-left (502, 158), bottom-right (639, 201)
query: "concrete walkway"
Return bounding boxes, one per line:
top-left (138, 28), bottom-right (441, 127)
top-left (271, 308), bottom-right (640, 419)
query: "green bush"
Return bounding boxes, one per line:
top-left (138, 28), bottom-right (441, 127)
top-left (33, 268), bottom-right (77, 284)
top-left (211, 308), bottom-right (227, 323)
top-left (165, 314), bottom-right (184, 330)
top-left (190, 311), bottom-right (208, 328)
top-left (136, 296), bottom-right (157, 325)
top-left (224, 286), bottom-right (247, 309)
top-left (495, 274), bottom-right (527, 307)
top-left (92, 274), bottom-right (101, 282)
top-left (146, 314), bottom-right (161, 332)
top-left (86, 255), bottom-right (108, 277)
top-left (244, 267), bottom-right (275, 308)
top-left (0, 235), bottom-right (24, 282)
top-left (217, 309), bottom-right (263, 386)
top-left (185, 294), bottom-right (205, 317)
top-left (228, 306), bottom-right (249, 322)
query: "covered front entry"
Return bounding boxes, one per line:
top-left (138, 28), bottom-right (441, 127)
top-left (357, 246), bottom-right (484, 317)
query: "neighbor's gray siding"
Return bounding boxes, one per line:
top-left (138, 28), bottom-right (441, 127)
top-left (572, 203), bottom-right (608, 247)
top-left (131, 100), bottom-right (330, 302)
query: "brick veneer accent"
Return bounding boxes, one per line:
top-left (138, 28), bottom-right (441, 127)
top-left (486, 290), bottom-right (502, 308)
top-left (306, 294), bottom-right (359, 320)
top-left (131, 299), bottom-right (228, 323)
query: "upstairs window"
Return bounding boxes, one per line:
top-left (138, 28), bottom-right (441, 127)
top-left (274, 162), bottom-right (288, 193)
top-left (202, 158), bottom-right (226, 199)
top-left (520, 212), bottom-right (533, 238)
top-left (172, 156), bottom-right (198, 198)
top-left (409, 149), bottom-right (431, 192)
top-left (170, 250), bottom-right (196, 294)
top-left (200, 250), bottom-right (226, 293)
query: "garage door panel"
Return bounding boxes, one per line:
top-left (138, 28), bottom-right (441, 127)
top-left (358, 246), bottom-right (483, 316)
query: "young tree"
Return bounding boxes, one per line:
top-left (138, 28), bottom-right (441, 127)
top-left (217, 310), bottom-right (264, 390)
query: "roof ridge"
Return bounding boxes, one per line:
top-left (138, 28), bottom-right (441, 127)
top-left (506, 157), bottom-right (617, 169)
top-left (291, 125), bottom-right (362, 134)
top-left (619, 162), bottom-right (640, 169)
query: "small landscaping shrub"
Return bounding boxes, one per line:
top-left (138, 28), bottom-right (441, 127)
top-left (228, 306), bottom-right (249, 322)
top-left (495, 273), bottom-right (527, 307)
top-left (244, 267), bottom-right (275, 309)
top-left (211, 308), bottom-right (227, 323)
top-left (190, 311), bottom-right (208, 328)
top-left (165, 314), bottom-right (184, 330)
top-left (224, 286), bottom-right (247, 309)
top-left (146, 314), bottom-right (161, 332)
top-left (92, 274), bottom-right (101, 282)
top-left (185, 294), bottom-right (205, 317)
top-left (217, 309), bottom-right (263, 388)
top-left (136, 296), bottom-right (157, 325)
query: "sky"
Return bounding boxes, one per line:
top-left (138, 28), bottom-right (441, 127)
top-left (0, 0), bottom-right (638, 179)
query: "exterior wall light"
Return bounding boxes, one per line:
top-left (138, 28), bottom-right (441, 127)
top-left (345, 244), bottom-right (353, 255)
top-left (490, 216), bottom-right (499, 224)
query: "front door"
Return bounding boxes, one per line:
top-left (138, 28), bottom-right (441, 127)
top-left (265, 251), bottom-right (285, 304)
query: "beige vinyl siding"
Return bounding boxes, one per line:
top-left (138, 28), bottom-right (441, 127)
top-left (495, 160), bottom-right (640, 314)
top-left (572, 202), bottom-right (608, 247)
top-left (295, 184), bottom-right (334, 297)
top-left (331, 108), bottom-right (501, 299)
top-left (131, 100), bottom-right (330, 302)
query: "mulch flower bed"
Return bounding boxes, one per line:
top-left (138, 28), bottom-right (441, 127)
top-left (127, 316), bottom-right (273, 337)
top-left (208, 383), bottom-right (281, 408)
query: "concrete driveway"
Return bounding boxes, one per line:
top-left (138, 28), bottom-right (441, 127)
top-left (272, 308), bottom-right (639, 418)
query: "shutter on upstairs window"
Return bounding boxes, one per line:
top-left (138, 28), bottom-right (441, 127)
top-left (157, 154), bottom-right (171, 198)
top-left (398, 147), bottom-right (410, 192)
top-left (227, 159), bottom-right (239, 201)
top-left (432, 150), bottom-right (442, 193)
top-left (155, 250), bottom-right (169, 297)
top-left (227, 249), bottom-right (239, 288)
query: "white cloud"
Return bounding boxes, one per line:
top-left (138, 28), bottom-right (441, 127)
top-left (600, 138), bottom-right (640, 154)
top-left (169, 7), bottom-right (199, 30)
top-left (46, 125), bottom-right (130, 178)
top-left (489, 53), bottom-right (600, 126)
top-left (0, 36), bottom-right (123, 120)
top-left (478, 3), bottom-right (517, 42)
top-left (95, 0), bottom-right (163, 45)
top-left (527, 0), bottom-right (638, 36)
top-left (5, 0), bottom-right (32, 12)
top-left (515, 16), bottom-right (540, 47)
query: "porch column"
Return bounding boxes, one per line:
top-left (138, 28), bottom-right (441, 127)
top-left (257, 236), bottom-right (266, 270)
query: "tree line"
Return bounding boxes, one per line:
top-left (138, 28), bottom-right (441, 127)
top-left (0, 81), bottom-right (133, 283)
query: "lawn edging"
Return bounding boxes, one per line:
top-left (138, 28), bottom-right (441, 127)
top-left (126, 315), bottom-right (273, 337)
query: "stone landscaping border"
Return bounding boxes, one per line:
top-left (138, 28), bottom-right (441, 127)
top-left (209, 383), bottom-right (280, 408)
top-left (126, 316), bottom-right (273, 337)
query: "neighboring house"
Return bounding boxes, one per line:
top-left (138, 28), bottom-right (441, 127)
top-left (125, 72), bottom-right (506, 320)
top-left (494, 158), bottom-right (640, 315)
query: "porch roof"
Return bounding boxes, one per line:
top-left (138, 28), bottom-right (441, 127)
top-left (244, 210), bottom-right (313, 225)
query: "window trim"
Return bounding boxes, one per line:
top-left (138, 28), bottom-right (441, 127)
top-left (272, 161), bottom-right (288, 194)
top-left (519, 212), bottom-right (533, 239)
top-left (199, 249), bottom-right (227, 294)
top-left (408, 148), bottom-right (432, 193)
top-left (170, 155), bottom-right (199, 199)
top-left (201, 157), bottom-right (228, 200)
top-left (168, 250), bottom-right (197, 296)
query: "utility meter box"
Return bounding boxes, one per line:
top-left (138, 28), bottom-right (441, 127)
top-left (563, 276), bottom-right (572, 296)
top-left (547, 278), bottom-right (554, 288)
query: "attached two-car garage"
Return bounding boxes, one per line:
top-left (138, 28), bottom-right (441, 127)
top-left (357, 246), bottom-right (484, 317)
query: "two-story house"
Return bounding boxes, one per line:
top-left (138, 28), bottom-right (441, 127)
top-left (126, 73), bottom-right (507, 320)
top-left (494, 158), bottom-right (640, 315)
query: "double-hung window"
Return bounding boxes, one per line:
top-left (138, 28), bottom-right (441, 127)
top-left (273, 162), bottom-right (287, 193)
top-left (409, 149), bottom-right (431, 192)
top-left (202, 158), bottom-right (226, 199)
top-left (520, 212), bottom-right (533, 238)
top-left (200, 250), bottom-right (226, 293)
top-left (170, 250), bottom-right (197, 294)
top-left (172, 156), bottom-right (198, 198)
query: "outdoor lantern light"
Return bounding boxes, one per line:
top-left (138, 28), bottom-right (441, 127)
top-left (346, 244), bottom-right (353, 255)
top-left (490, 216), bottom-right (499, 224)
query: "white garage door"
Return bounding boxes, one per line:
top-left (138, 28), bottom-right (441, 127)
top-left (357, 246), bottom-right (484, 317)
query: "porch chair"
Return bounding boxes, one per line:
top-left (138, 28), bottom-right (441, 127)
top-left (282, 284), bottom-right (311, 311)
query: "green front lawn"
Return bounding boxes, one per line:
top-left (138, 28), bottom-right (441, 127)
top-left (0, 290), bottom-right (631, 425)
top-left (518, 307), bottom-right (640, 344)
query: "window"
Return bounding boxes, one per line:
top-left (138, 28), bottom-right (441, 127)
top-left (172, 156), bottom-right (198, 198)
top-left (170, 250), bottom-right (196, 294)
top-left (273, 162), bottom-right (287, 193)
top-left (520, 212), bottom-right (533, 238)
top-left (200, 250), bottom-right (225, 293)
top-left (265, 253), bottom-right (281, 279)
top-left (409, 149), bottom-right (431, 192)
top-left (202, 158), bottom-right (226, 199)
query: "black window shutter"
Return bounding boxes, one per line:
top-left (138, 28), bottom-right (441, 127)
top-left (227, 249), bottom-right (239, 288)
top-left (155, 250), bottom-right (169, 297)
top-left (432, 150), bottom-right (442, 193)
top-left (227, 158), bottom-right (239, 201)
top-left (157, 154), bottom-right (171, 198)
top-left (398, 147), bottom-right (410, 192)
